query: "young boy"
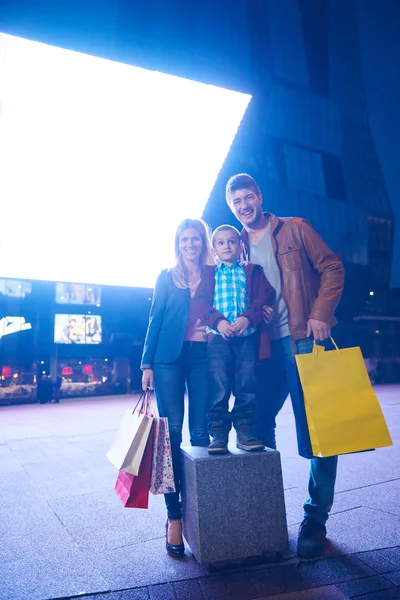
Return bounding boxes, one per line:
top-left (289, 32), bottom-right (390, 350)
top-left (193, 225), bottom-right (275, 454)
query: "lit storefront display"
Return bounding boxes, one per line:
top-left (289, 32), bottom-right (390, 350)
top-left (0, 276), bottom-right (149, 405)
top-left (0, 278), bottom-right (111, 404)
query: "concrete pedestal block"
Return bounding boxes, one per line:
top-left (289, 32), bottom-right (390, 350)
top-left (180, 445), bottom-right (288, 564)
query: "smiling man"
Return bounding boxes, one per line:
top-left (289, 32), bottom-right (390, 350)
top-left (226, 173), bottom-right (345, 558)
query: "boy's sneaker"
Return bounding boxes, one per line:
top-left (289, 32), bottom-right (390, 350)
top-left (236, 428), bottom-right (265, 452)
top-left (208, 431), bottom-right (228, 454)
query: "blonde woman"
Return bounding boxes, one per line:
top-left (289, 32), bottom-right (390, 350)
top-left (141, 218), bottom-right (214, 558)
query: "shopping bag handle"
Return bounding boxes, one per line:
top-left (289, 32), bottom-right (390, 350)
top-left (312, 337), bottom-right (340, 357)
top-left (147, 392), bottom-right (159, 418)
top-left (132, 390), bottom-right (152, 415)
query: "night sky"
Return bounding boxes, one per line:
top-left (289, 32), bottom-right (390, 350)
top-left (356, 0), bottom-right (400, 287)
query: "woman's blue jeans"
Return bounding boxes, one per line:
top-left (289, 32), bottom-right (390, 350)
top-left (256, 336), bottom-right (338, 525)
top-left (154, 341), bottom-right (209, 520)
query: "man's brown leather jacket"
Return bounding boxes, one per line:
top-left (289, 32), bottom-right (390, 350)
top-left (241, 213), bottom-right (345, 341)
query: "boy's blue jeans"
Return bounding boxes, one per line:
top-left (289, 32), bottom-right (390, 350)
top-left (207, 333), bottom-right (257, 433)
top-left (256, 335), bottom-right (338, 525)
top-left (154, 341), bottom-right (210, 520)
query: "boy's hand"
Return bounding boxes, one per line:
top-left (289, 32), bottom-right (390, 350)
top-left (262, 305), bottom-right (274, 324)
top-left (217, 320), bottom-right (235, 340)
top-left (231, 316), bottom-right (250, 336)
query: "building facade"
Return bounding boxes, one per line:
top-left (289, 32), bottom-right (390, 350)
top-left (1, 0), bottom-right (397, 398)
top-left (204, 0), bottom-right (393, 291)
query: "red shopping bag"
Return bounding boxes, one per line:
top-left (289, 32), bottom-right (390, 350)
top-left (114, 423), bottom-right (154, 509)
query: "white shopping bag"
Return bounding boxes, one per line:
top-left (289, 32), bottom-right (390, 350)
top-left (106, 393), bottom-right (154, 476)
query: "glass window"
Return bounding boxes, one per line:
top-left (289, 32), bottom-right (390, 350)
top-left (322, 154), bottom-right (347, 200)
top-left (55, 283), bottom-right (101, 307)
top-left (284, 143), bottom-right (326, 196)
top-left (0, 279), bottom-right (32, 298)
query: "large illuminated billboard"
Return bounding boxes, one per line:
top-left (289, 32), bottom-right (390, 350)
top-left (0, 33), bottom-right (251, 288)
top-left (54, 314), bottom-right (102, 344)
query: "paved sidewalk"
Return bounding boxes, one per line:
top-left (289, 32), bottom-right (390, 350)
top-left (0, 386), bottom-right (399, 600)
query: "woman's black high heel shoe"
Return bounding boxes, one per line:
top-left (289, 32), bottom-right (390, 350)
top-left (165, 520), bottom-right (185, 558)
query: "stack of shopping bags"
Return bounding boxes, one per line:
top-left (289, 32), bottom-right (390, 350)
top-left (106, 392), bottom-right (175, 508)
top-left (295, 339), bottom-right (393, 457)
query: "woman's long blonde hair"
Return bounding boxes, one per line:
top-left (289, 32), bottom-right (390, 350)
top-left (171, 218), bottom-right (214, 288)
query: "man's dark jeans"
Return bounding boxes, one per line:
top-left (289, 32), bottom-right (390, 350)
top-left (154, 341), bottom-right (209, 520)
top-left (256, 335), bottom-right (338, 525)
top-left (207, 333), bottom-right (258, 433)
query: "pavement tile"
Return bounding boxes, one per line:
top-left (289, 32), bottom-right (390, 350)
top-left (65, 431), bottom-right (116, 459)
top-left (49, 489), bottom-right (166, 552)
top-left (174, 579), bottom-right (205, 600)
top-left (337, 574), bottom-right (395, 597)
top-left (293, 507), bottom-right (400, 555)
top-left (257, 584), bottom-right (349, 599)
top-left (122, 592), bottom-right (150, 600)
top-left (0, 495), bottom-right (110, 598)
top-left (0, 545), bottom-right (108, 600)
top-left (385, 570), bottom-right (400, 585)
top-left (267, 563), bottom-right (308, 592)
top-left (335, 554), bottom-right (376, 578)
top-left (246, 567), bottom-right (283, 596)
top-left (286, 527), bottom-right (299, 555)
top-left (355, 550), bottom-right (400, 573)
top-left (22, 454), bottom-right (117, 500)
top-left (0, 444), bottom-right (24, 472)
top-left (1, 391), bottom-right (400, 600)
top-left (87, 537), bottom-right (207, 589)
top-left (334, 479), bottom-right (400, 518)
top-left (376, 547), bottom-right (400, 568)
top-left (296, 556), bottom-right (357, 587)
top-left (0, 471), bottom-right (44, 508)
top-left (148, 583), bottom-right (176, 600)
top-left (222, 572), bottom-right (259, 600)
top-left (0, 421), bottom-right (50, 441)
top-left (283, 486), bottom-right (362, 527)
top-left (334, 450), bottom-right (400, 494)
top-left (198, 576), bottom-right (233, 600)
top-left (279, 457), bottom-right (310, 490)
top-left (84, 590), bottom-right (149, 600)
top-left (0, 500), bottom-right (71, 563)
top-left (348, 589), bottom-right (400, 600)
top-left (6, 436), bottom-right (89, 465)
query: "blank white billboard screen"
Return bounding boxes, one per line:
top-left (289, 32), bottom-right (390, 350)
top-left (0, 33), bottom-right (251, 288)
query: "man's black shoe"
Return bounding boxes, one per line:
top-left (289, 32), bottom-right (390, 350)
top-left (297, 517), bottom-right (327, 558)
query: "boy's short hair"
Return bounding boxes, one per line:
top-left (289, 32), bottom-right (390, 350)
top-left (225, 173), bottom-right (261, 203)
top-left (211, 225), bottom-right (241, 247)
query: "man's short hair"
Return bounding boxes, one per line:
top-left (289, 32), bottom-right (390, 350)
top-left (225, 173), bottom-right (261, 203)
top-left (211, 224), bottom-right (241, 247)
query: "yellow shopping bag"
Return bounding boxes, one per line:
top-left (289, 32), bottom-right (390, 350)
top-left (295, 340), bottom-right (393, 457)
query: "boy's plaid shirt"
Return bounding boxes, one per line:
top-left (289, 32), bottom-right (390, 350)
top-left (209, 261), bottom-right (257, 337)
